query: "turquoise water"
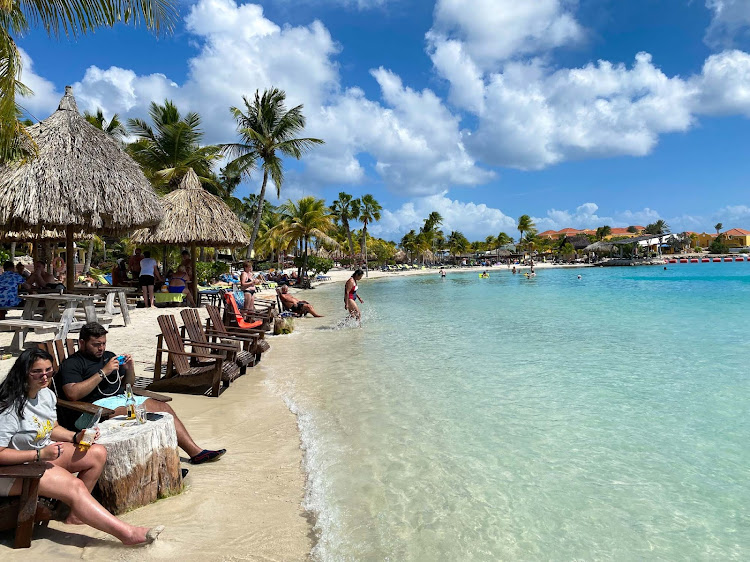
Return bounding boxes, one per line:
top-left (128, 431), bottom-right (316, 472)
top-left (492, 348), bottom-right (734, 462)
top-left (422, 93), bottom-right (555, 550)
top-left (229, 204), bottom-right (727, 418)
top-left (267, 264), bottom-right (750, 560)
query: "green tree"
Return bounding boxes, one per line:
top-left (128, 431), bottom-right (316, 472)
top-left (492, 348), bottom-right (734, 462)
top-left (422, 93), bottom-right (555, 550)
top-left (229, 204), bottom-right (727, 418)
top-left (447, 230), bottom-right (469, 261)
top-left (644, 220), bottom-right (670, 235)
top-left (400, 230), bottom-right (418, 262)
top-left (279, 197), bottom-right (337, 280)
top-left (627, 225), bottom-right (639, 233)
top-left (714, 222), bottom-right (723, 237)
top-left (495, 231), bottom-right (512, 262)
top-left (331, 192), bottom-right (358, 257)
top-left (596, 225), bottom-right (612, 241)
top-left (127, 100), bottom-right (221, 192)
top-left (517, 215), bottom-right (535, 245)
top-left (352, 193), bottom-right (382, 275)
top-left (84, 108), bottom-right (126, 141)
top-left (0, 0), bottom-right (177, 162)
top-left (223, 88), bottom-right (324, 257)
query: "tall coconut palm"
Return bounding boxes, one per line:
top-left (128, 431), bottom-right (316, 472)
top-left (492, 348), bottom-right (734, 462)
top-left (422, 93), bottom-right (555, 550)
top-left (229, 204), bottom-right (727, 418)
top-left (331, 192), bottom-right (358, 257)
top-left (223, 88), bottom-right (324, 258)
top-left (352, 194), bottom-right (382, 276)
top-left (1, 0), bottom-right (176, 162)
top-left (127, 100), bottom-right (220, 192)
top-left (279, 196), bottom-right (338, 280)
top-left (596, 225), bottom-right (612, 241)
top-left (714, 222), bottom-right (723, 239)
top-left (517, 215), bottom-right (535, 245)
top-left (495, 232), bottom-right (512, 262)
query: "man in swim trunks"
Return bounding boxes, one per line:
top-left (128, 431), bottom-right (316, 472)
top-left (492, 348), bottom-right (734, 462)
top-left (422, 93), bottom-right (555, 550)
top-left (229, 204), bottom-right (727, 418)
top-left (279, 285), bottom-right (323, 317)
top-left (58, 322), bottom-right (225, 465)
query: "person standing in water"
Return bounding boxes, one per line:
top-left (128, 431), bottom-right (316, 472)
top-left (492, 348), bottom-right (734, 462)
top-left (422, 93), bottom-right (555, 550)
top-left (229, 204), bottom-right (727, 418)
top-left (439, 268), bottom-right (446, 278)
top-left (345, 269), bottom-right (365, 321)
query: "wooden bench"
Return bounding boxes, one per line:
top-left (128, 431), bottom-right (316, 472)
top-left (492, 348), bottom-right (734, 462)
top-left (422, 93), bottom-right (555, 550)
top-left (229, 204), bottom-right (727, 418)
top-left (0, 317), bottom-right (84, 351)
top-left (0, 462), bottom-right (56, 548)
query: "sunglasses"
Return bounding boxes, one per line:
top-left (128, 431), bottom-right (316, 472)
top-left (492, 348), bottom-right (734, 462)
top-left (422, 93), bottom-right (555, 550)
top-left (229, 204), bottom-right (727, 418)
top-left (29, 368), bottom-right (54, 379)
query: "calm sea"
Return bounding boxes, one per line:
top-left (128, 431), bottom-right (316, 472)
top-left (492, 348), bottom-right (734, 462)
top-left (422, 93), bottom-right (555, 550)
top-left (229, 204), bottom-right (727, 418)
top-left (266, 264), bottom-right (750, 561)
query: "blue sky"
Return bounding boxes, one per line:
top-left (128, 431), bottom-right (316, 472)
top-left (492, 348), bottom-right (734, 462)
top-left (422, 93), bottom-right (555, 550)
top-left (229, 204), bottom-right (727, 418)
top-left (16, 0), bottom-right (750, 241)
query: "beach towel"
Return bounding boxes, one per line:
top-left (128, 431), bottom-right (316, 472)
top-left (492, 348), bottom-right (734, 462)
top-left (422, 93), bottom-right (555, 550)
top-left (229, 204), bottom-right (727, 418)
top-left (233, 289), bottom-right (245, 307)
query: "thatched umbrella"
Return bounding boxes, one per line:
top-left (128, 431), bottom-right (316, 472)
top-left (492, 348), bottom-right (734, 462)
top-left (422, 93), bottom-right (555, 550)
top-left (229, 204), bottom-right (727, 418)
top-left (130, 168), bottom-right (250, 303)
top-left (0, 86), bottom-right (163, 290)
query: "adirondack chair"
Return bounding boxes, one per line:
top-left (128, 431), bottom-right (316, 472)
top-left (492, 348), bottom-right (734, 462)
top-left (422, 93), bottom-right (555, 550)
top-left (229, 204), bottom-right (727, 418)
top-left (37, 339), bottom-right (171, 431)
top-left (205, 305), bottom-right (270, 362)
top-left (220, 291), bottom-right (272, 331)
top-left (179, 309), bottom-right (255, 375)
top-left (0, 462), bottom-right (58, 548)
top-left (148, 315), bottom-right (231, 398)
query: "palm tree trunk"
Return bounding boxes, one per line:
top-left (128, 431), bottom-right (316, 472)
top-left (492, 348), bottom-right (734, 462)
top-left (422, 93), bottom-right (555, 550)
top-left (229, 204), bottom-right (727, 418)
top-left (345, 219), bottom-right (354, 256)
top-left (363, 224), bottom-right (368, 277)
top-left (303, 236), bottom-right (309, 285)
top-left (9, 242), bottom-right (15, 260)
top-left (83, 243), bottom-right (93, 274)
top-left (247, 169), bottom-right (269, 258)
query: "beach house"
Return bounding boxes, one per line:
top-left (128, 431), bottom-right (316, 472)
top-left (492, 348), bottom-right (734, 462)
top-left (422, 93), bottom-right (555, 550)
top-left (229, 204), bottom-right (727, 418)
top-left (721, 228), bottom-right (750, 248)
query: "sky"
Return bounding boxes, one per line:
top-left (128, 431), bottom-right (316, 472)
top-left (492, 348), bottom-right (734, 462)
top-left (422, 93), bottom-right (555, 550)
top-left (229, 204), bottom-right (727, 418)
top-left (15, 0), bottom-right (750, 241)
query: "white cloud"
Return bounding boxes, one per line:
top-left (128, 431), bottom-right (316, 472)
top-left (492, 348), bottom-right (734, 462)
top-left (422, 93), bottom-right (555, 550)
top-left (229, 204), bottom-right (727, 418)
top-left (17, 48), bottom-right (62, 119)
top-left (62, 0), bottom-right (489, 196)
top-left (371, 192), bottom-right (516, 240)
top-left (691, 49), bottom-right (750, 116)
top-left (713, 204), bottom-right (750, 225)
top-left (428, 0), bottom-right (583, 69)
top-left (705, 0), bottom-right (750, 48)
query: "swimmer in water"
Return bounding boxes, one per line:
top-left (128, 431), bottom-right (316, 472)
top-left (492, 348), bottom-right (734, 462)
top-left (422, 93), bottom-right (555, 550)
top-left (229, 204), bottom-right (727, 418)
top-left (577, 275), bottom-right (582, 279)
top-left (439, 268), bottom-right (446, 277)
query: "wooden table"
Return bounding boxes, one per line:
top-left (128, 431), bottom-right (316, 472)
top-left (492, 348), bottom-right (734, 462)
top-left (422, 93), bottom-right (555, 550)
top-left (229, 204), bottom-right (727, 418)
top-left (70, 287), bottom-right (134, 326)
top-left (95, 413), bottom-right (183, 514)
top-left (20, 294), bottom-right (98, 324)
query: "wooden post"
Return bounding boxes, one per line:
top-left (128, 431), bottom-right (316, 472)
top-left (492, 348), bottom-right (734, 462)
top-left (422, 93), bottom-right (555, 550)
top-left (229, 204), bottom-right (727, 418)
top-left (66, 226), bottom-right (75, 292)
top-left (191, 243), bottom-right (198, 306)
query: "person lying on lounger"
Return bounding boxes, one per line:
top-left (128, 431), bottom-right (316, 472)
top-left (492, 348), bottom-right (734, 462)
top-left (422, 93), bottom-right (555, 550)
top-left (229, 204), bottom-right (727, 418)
top-left (58, 322), bottom-right (225, 465)
top-left (278, 285), bottom-right (323, 317)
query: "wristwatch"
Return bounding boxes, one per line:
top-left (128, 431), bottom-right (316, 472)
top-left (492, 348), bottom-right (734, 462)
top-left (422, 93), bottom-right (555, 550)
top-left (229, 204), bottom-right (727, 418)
top-left (98, 369), bottom-right (105, 379)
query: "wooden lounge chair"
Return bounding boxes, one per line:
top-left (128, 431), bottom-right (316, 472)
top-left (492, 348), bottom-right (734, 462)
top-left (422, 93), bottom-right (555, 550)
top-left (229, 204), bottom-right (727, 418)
top-left (219, 290), bottom-right (273, 331)
top-left (148, 314), bottom-right (232, 398)
top-left (0, 462), bottom-right (57, 548)
top-left (180, 308), bottom-right (255, 375)
top-left (204, 305), bottom-right (270, 362)
top-left (37, 339), bottom-right (171, 431)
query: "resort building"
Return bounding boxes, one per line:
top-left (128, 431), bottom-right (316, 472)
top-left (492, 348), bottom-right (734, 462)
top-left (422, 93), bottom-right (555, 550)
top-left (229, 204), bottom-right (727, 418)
top-left (694, 232), bottom-right (717, 248)
top-left (721, 228), bottom-right (750, 248)
top-left (537, 226), bottom-right (644, 240)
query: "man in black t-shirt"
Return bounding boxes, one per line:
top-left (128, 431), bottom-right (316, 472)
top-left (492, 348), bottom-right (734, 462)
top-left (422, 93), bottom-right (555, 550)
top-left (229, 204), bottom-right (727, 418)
top-left (58, 322), bottom-right (225, 465)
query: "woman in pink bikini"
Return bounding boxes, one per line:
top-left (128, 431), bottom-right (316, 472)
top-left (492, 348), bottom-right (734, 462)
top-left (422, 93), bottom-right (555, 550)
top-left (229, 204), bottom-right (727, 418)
top-left (344, 269), bottom-right (365, 321)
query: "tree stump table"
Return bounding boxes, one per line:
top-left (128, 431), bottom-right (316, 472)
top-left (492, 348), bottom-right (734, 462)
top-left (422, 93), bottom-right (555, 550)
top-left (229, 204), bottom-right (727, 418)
top-left (95, 413), bottom-right (183, 515)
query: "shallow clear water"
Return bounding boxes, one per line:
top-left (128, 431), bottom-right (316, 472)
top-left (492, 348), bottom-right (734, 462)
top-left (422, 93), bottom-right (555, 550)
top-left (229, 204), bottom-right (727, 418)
top-left (267, 264), bottom-right (750, 561)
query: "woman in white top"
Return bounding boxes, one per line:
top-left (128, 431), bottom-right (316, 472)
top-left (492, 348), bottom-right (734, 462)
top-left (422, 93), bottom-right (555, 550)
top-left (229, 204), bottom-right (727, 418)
top-left (0, 348), bottom-right (163, 545)
top-left (138, 250), bottom-right (162, 308)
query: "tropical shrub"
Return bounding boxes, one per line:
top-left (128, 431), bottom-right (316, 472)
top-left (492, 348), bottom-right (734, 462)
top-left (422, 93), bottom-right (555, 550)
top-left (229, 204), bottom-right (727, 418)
top-left (293, 256), bottom-right (333, 275)
top-left (709, 239), bottom-right (729, 254)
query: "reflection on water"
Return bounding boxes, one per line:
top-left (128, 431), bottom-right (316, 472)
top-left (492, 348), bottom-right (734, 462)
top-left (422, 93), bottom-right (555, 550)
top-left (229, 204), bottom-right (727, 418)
top-left (265, 265), bottom-right (750, 561)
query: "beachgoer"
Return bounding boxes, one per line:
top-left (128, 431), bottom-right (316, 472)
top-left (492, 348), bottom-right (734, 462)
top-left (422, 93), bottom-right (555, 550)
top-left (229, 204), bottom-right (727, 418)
top-left (239, 261), bottom-right (256, 313)
top-left (344, 269), bottom-right (365, 321)
top-left (439, 268), bottom-right (446, 278)
top-left (180, 250), bottom-right (194, 293)
top-left (0, 348), bottom-right (164, 545)
top-left (15, 262), bottom-right (30, 280)
top-left (168, 265), bottom-right (196, 307)
top-left (112, 258), bottom-right (129, 286)
top-left (512, 266), bottom-right (516, 275)
top-left (138, 251), bottom-right (161, 308)
top-left (52, 255), bottom-right (66, 283)
top-left (577, 275), bottom-right (582, 279)
top-left (58, 322), bottom-right (225, 464)
top-left (27, 261), bottom-right (64, 293)
top-left (0, 259), bottom-right (28, 309)
top-left (279, 285), bottom-right (323, 317)
top-left (128, 248), bottom-right (143, 282)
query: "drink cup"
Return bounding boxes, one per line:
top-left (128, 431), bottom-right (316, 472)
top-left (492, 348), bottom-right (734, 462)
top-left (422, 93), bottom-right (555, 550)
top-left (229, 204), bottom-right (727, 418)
top-left (135, 403), bottom-right (147, 424)
top-left (78, 427), bottom-right (96, 451)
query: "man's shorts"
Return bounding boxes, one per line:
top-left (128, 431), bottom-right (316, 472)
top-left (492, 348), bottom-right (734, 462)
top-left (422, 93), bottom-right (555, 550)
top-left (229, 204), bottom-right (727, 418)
top-left (75, 393), bottom-right (149, 429)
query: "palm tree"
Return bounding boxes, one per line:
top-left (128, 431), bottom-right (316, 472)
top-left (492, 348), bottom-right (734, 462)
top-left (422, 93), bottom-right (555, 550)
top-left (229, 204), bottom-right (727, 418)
top-left (714, 222), bottom-right (723, 242)
top-left (331, 192), bottom-right (358, 257)
top-left (596, 225), bottom-right (612, 241)
top-left (447, 230), bottom-right (469, 262)
top-left (223, 88), bottom-right (324, 257)
top-left (352, 194), bottom-right (382, 276)
top-left (400, 230), bottom-right (418, 263)
top-left (127, 100), bottom-right (221, 192)
top-left (517, 215), bottom-right (535, 245)
top-left (1, 0), bottom-right (176, 162)
top-left (84, 108), bottom-right (127, 141)
top-left (279, 197), bottom-right (337, 280)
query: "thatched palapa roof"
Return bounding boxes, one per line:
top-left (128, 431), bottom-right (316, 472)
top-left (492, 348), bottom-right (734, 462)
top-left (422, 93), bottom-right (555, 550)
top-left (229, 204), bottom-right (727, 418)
top-left (130, 169), bottom-right (250, 247)
top-left (0, 86), bottom-right (163, 235)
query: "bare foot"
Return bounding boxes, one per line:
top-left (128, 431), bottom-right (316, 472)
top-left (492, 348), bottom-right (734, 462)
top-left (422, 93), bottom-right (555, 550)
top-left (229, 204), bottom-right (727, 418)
top-left (121, 525), bottom-right (161, 546)
top-left (64, 514), bottom-right (84, 525)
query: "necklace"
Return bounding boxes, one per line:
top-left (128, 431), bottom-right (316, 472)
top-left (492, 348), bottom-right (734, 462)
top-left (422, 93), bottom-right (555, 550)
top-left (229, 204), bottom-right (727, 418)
top-left (97, 369), bottom-right (122, 397)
